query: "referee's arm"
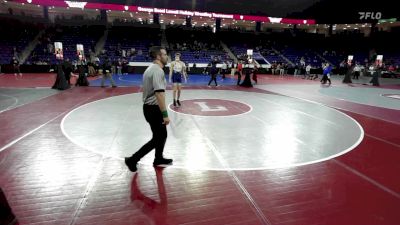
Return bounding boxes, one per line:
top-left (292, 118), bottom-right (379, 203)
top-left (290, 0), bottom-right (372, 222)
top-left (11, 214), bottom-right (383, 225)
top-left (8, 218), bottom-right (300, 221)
top-left (155, 91), bottom-right (167, 113)
top-left (155, 91), bottom-right (169, 125)
top-left (153, 70), bottom-right (170, 125)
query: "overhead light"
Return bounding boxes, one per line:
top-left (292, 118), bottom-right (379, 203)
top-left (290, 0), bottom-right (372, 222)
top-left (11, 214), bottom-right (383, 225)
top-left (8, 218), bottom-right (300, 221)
top-left (124, 5), bottom-right (128, 11)
top-left (27, 0), bottom-right (32, 3)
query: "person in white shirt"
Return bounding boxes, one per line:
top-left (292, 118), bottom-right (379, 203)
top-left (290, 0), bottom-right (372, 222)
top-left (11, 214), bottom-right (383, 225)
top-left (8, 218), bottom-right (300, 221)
top-left (169, 53), bottom-right (187, 107)
top-left (353, 64), bottom-right (361, 80)
top-left (305, 64), bottom-right (312, 79)
top-left (221, 61), bottom-right (227, 79)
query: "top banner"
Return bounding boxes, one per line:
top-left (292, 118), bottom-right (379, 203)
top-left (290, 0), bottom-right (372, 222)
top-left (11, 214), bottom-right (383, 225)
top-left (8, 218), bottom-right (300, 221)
top-left (14, 0), bottom-right (316, 24)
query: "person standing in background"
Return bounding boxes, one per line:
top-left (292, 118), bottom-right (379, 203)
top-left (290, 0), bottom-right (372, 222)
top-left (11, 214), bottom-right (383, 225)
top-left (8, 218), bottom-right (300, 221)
top-left (169, 53), bottom-right (187, 107)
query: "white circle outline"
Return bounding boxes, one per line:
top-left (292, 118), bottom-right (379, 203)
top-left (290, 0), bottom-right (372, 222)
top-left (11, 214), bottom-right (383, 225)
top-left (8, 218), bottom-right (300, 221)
top-left (318, 87), bottom-right (400, 110)
top-left (60, 90), bottom-right (364, 171)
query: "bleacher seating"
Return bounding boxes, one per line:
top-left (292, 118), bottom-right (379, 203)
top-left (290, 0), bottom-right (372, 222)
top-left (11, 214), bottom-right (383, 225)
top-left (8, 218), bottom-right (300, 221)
top-left (101, 26), bottom-right (161, 62)
top-left (167, 26), bottom-right (231, 63)
top-left (0, 18), bottom-right (39, 64)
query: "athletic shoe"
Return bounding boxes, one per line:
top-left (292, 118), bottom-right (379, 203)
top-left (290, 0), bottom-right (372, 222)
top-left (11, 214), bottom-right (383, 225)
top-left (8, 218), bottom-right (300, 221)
top-left (153, 158), bottom-right (173, 166)
top-left (125, 157), bottom-right (137, 172)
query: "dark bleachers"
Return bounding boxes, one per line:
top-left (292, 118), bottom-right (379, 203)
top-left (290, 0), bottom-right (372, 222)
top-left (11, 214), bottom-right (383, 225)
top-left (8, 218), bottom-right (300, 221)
top-left (0, 18), bottom-right (39, 64)
top-left (28, 25), bottom-right (104, 65)
top-left (101, 26), bottom-right (161, 62)
top-left (167, 26), bottom-right (231, 63)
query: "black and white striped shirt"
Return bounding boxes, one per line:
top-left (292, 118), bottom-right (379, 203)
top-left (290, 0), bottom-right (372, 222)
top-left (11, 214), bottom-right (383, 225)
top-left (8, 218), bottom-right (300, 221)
top-left (142, 64), bottom-right (166, 105)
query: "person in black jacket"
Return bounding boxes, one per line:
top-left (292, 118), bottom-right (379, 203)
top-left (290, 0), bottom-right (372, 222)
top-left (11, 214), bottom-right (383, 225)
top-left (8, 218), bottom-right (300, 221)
top-left (207, 58), bottom-right (219, 87)
top-left (11, 57), bottom-right (22, 77)
top-left (62, 58), bottom-right (73, 85)
top-left (76, 59), bottom-right (89, 86)
top-left (342, 64), bottom-right (353, 84)
top-left (370, 63), bottom-right (381, 86)
top-left (52, 64), bottom-right (70, 90)
top-left (101, 57), bottom-right (117, 88)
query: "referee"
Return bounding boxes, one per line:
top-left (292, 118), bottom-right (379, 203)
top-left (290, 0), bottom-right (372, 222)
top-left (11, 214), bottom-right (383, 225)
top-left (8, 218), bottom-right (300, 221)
top-left (125, 46), bottom-right (172, 172)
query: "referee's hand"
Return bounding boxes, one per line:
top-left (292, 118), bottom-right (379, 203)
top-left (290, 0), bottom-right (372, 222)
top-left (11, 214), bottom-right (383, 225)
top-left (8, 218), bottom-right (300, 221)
top-left (163, 117), bottom-right (170, 125)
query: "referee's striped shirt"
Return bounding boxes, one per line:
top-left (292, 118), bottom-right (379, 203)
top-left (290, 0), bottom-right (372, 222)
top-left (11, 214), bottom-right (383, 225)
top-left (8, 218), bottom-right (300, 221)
top-left (142, 64), bottom-right (166, 105)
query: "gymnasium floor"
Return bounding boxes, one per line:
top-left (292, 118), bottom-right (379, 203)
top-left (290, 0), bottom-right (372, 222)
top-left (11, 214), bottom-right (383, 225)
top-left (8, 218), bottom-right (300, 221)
top-left (0, 73), bottom-right (399, 225)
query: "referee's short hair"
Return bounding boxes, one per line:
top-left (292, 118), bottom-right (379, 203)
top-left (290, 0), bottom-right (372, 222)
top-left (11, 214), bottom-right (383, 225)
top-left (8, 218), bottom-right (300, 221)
top-left (149, 46), bottom-right (165, 60)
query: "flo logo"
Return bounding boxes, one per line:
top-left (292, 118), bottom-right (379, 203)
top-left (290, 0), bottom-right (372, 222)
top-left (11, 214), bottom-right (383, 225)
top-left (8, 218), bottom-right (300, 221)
top-left (359, 12), bottom-right (382, 20)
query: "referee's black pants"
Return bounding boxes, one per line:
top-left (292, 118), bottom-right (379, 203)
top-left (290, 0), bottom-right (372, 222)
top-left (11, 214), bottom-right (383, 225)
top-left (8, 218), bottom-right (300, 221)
top-left (131, 104), bottom-right (167, 161)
